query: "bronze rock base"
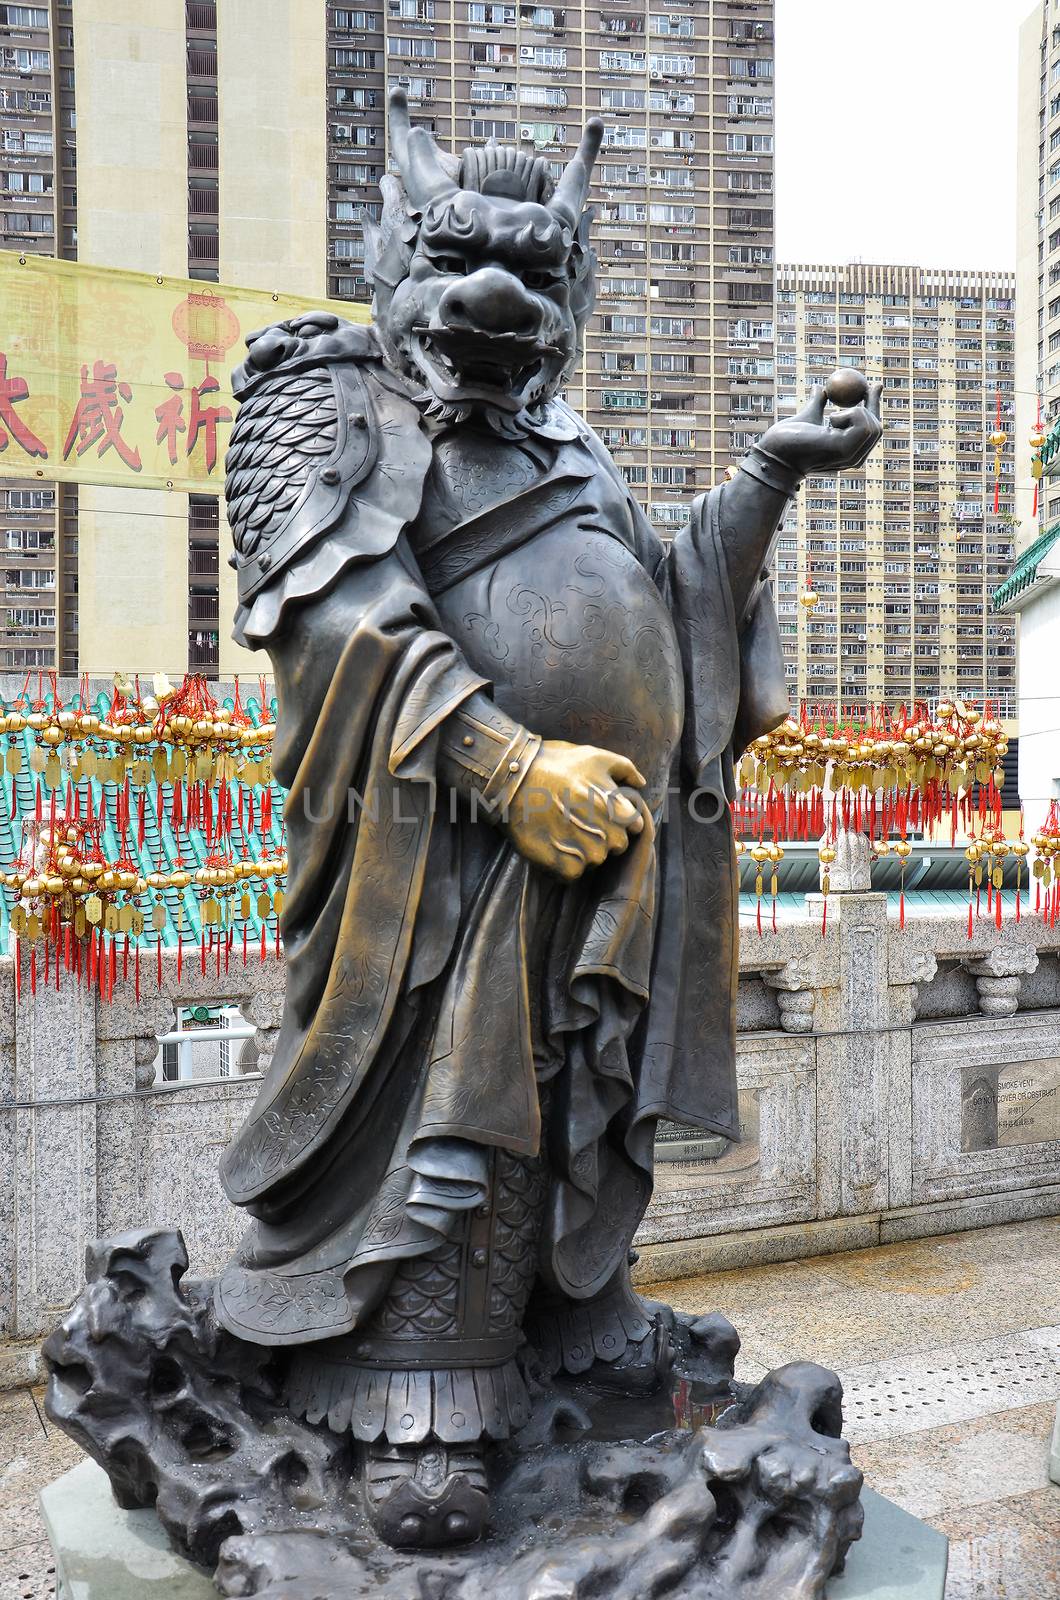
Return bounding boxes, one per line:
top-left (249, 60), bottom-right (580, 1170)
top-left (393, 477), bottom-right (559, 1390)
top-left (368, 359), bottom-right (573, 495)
top-left (43, 1228), bottom-right (864, 1599)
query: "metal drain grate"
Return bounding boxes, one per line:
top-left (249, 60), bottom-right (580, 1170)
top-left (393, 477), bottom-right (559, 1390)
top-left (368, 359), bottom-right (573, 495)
top-left (839, 1337), bottom-right (1060, 1443)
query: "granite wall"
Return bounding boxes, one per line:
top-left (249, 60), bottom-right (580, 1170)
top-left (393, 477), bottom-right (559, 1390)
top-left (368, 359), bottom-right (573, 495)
top-left (3, 892), bottom-right (1060, 1376)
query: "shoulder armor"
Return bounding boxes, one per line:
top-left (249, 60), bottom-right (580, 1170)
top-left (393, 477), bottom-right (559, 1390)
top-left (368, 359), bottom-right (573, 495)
top-left (227, 358), bottom-right (384, 607)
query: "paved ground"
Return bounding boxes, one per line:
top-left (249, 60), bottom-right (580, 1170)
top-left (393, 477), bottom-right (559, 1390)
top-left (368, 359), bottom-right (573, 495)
top-left (2, 1215), bottom-right (1058, 1598)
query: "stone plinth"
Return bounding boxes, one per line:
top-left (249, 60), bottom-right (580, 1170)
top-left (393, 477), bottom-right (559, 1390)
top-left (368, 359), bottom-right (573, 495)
top-left (40, 1460), bottom-right (947, 1600)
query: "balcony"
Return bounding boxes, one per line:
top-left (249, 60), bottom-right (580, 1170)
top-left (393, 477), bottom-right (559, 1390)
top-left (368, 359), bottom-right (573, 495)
top-left (189, 141), bottom-right (218, 172)
top-left (187, 47), bottom-right (217, 79)
top-left (188, 232), bottom-right (218, 265)
top-left (189, 592), bottom-right (219, 624)
top-left (187, 94), bottom-right (218, 127)
top-left (189, 547), bottom-right (219, 578)
top-left (186, 1), bottom-right (217, 28)
top-left (189, 187), bottom-right (218, 216)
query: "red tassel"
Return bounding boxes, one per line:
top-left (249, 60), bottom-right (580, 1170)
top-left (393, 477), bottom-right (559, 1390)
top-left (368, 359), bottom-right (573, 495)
top-left (157, 936), bottom-right (163, 989)
top-left (821, 896), bottom-right (827, 937)
top-left (968, 900), bottom-right (974, 939)
top-left (176, 936), bottom-right (182, 982)
top-left (137, 790), bottom-right (146, 849)
top-left (260, 922), bottom-right (267, 962)
top-left (242, 923), bottom-right (248, 966)
top-left (30, 946), bottom-right (36, 995)
top-left (43, 938), bottom-right (50, 986)
top-left (899, 888), bottom-right (905, 931)
top-left (123, 935), bottom-right (129, 982)
top-left (996, 886), bottom-right (1003, 930)
top-left (216, 928), bottom-right (222, 978)
top-left (200, 928), bottom-right (207, 976)
top-left (110, 935), bottom-right (117, 996)
top-left (34, 777), bottom-right (42, 822)
top-left (14, 937), bottom-right (21, 1002)
top-left (134, 943), bottom-right (141, 1002)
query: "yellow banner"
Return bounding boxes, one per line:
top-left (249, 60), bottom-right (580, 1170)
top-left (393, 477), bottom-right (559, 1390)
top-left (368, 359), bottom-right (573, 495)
top-left (0, 253), bottom-right (369, 494)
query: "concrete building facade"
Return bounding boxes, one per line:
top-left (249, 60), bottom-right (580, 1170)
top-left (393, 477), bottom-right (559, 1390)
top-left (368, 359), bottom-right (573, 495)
top-left (776, 262), bottom-right (1017, 715)
top-left (1, 0), bottom-right (776, 677)
top-left (0, 0), bottom-right (75, 673)
top-left (1004, 2), bottom-right (1060, 827)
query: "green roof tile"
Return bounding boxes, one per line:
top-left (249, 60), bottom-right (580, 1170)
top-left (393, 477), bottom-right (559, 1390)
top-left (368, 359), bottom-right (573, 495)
top-left (991, 520), bottom-right (1060, 610)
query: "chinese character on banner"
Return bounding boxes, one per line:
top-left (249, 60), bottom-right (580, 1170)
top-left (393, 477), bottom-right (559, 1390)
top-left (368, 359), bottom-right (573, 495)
top-left (62, 359), bottom-right (142, 471)
top-left (154, 371), bottom-right (187, 466)
top-left (0, 352), bottom-right (48, 459)
top-left (154, 371), bottom-right (232, 475)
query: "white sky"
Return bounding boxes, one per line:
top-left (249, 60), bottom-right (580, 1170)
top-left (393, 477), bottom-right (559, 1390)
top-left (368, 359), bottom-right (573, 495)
top-left (775, 0), bottom-right (1032, 271)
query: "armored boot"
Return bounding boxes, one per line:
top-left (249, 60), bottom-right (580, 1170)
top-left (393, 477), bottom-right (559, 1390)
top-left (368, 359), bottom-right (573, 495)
top-left (524, 1257), bottom-right (676, 1396)
top-left (285, 1148), bottom-right (547, 1548)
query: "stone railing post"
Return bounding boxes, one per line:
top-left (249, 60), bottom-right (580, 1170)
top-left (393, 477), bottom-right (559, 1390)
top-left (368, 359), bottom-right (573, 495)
top-left (10, 966), bottom-right (98, 1340)
top-left (808, 890), bottom-right (893, 1219)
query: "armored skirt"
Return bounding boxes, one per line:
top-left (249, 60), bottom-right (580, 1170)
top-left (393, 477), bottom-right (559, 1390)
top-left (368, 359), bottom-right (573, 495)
top-left (214, 410), bottom-right (787, 1444)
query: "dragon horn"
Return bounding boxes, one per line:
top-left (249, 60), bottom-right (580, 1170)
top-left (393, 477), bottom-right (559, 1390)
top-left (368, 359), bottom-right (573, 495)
top-left (388, 86), bottom-right (456, 209)
top-left (548, 118), bottom-right (604, 227)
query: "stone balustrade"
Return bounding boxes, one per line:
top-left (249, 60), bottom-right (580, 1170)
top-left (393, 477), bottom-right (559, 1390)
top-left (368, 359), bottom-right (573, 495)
top-left (2, 892), bottom-right (1059, 1376)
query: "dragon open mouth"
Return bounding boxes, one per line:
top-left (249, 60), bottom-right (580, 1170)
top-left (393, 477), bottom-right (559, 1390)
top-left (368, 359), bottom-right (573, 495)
top-left (411, 326), bottom-right (566, 411)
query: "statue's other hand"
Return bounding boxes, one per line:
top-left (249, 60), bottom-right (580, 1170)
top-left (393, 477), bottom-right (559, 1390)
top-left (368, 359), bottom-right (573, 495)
top-left (758, 379), bottom-right (883, 477)
top-left (503, 741), bottom-right (648, 881)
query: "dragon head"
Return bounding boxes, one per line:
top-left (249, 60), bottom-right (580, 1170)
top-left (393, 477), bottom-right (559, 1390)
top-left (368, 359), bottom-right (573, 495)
top-left (364, 90), bottom-right (600, 428)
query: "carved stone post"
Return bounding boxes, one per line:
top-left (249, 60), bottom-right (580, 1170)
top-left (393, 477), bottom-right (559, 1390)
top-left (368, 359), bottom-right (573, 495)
top-left (963, 945), bottom-right (1038, 1017)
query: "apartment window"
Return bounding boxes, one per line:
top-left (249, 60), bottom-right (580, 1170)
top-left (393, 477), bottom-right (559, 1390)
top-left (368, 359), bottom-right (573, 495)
top-left (1, 6), bottom-right (49, 22)
top-left (331, 124), bottom-right (379, 145)
top-left (0, 170), bottom-right (48, 193)
top-left (334, 50), bottom-right (376, 72)
top-left (651, 353), bottom-right (693, 374)
top-left (725, 133), bottom-right (773, 153)
top-left (602, 314), bottom-right (646, 334)
top-left (1, 211), bottom-right (52, 233)
top-left (601, 351), bottom-right (647, 373)
top-left (470, 119), bottom-right (516, 139)
top-left (648, 53), bottom-right (695, 76)
top-left (650, 13), bottom-right (694, 37)
top-left (389, 0), bottom-right (436, 16)
top-left (726, 95), bottom-right (772, 116)
top-left (727, 57), bottom-right (772, 79)
top-left (519, 45), bottom-right (566, 66)
top-left (333, 7), bottom-right (379, 24)
top-left (520, 84), bottom-right (566, 108)
top-left (0, 47), bottom-right (51, 72)
top-left (602, 390), bottom-right (648, 409)
top-left (728, 245), bottom-right (772, 265)
top-left (388, 35), bottom-right (437, 57)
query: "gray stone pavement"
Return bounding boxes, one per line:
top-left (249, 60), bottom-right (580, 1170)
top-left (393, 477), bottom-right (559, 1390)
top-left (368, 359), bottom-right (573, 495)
top-left (2, 1215), bottom-right (1059, 1599)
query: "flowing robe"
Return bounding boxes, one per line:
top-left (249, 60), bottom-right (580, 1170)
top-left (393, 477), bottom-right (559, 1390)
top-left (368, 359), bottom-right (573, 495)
top-left (214, 347), bottom-right (788, 1347)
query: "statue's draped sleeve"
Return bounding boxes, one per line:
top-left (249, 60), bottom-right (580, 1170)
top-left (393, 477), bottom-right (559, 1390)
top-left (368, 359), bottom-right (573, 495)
top-left (219, 344), bottom-right (488, 1211)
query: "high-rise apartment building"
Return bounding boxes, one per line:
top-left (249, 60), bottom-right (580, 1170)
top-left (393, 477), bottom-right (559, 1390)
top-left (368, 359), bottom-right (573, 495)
top-left (0, 0), bottom-right (776, 678)
top-left (325, 0), bottom-right (775, 526)
top-left (775, 263), bottom-right (1017, 714)
top-left (0, 0), bottom-right (75, 673)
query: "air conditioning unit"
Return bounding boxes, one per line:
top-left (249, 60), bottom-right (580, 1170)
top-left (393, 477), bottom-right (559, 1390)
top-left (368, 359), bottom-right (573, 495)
top-left (520, 125), bottom-right (535, 140)
top-left (649, 70), bottom-right (663, 81)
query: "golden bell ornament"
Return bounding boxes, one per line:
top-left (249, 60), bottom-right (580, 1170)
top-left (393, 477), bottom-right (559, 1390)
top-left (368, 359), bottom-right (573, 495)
top-left (799, 590), bottom-right (820, 609)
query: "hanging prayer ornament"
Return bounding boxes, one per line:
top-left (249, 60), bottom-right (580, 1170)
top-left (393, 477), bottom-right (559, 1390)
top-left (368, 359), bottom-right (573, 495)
top-left (1030, 394), bottom-right (1045, 519)
top-left (988, 387), bottom-right (1007, 517)
top-left (818, 840), bottom-right (836, 935)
